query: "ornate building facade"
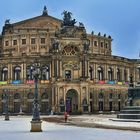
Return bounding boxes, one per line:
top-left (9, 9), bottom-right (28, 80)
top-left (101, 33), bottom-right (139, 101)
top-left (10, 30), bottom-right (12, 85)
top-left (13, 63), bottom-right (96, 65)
top-left (0, 7), bottom-right (139, 114)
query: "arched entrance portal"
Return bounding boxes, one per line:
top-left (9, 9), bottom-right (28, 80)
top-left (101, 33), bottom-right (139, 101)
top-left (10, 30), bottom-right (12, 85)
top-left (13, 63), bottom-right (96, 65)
top-left (66, 89), bottom-right (78, 113)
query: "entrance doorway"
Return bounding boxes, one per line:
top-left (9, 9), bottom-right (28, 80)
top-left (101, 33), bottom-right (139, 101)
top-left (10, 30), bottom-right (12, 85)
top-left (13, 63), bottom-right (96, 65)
top-left (14, 102), bottom-right (20, 113)
top-left (66, 89), bottom-right (78, 113)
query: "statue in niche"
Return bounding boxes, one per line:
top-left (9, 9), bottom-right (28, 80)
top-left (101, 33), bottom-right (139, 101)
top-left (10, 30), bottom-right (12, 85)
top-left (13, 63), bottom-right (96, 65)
top-left (83, 40), bottom-right (90, 53)
top-left (52, 39), bottom-right (59, 51)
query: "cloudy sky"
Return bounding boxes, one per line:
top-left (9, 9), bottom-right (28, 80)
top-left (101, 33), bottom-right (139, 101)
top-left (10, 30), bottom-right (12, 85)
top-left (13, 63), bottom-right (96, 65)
top-left (0, 0), bottom-right (140, 59)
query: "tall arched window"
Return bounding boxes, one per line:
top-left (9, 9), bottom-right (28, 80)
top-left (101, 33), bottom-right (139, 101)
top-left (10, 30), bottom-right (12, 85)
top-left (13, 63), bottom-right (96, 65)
top-left (109, 93), bottom-right (113, 111)
top-left (99, 93), bottom-right (103, 99)
top-left (14, 66), bottom-right (21, 80)
top-left (1, 67), bottom-right (8, 81)
top-left (41, 92), bottom-right (48, 99)
top-left (41, 66), bottom-right (49, 80)
top-left (27, 92), bottom-right (34, 99)
top-left (117, 68), bottom-right (121, 81)
top-left (98, 67), bottom-right (103, 80)
top-left (89, 66), bottom-right (93, 80)
top-left (14, 93), bottom-right (20, 99)
top-left (108, 67), bottom-right (113, 81)
top-left (26, 65), bottom-right (34, 80)
top-left (98, 93), bottom-right (103, 111)
top-left (124, 69), bottom-right (127, 81)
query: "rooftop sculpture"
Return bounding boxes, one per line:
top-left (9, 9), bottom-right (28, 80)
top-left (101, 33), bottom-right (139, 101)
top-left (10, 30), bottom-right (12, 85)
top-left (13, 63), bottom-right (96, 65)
top-left (61, 11), bottom-right (76, 26)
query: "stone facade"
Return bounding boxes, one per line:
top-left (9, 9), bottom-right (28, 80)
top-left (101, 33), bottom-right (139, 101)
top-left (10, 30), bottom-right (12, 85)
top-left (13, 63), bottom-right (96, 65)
top-left (0, 7), bottom-right (139, 114)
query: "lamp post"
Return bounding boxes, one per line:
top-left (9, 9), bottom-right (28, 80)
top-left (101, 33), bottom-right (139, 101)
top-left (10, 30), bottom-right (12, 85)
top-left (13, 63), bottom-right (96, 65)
top-left (3, 89), bottom-right (9, 121)
top-left (30, 59), bottom-right (42, 132)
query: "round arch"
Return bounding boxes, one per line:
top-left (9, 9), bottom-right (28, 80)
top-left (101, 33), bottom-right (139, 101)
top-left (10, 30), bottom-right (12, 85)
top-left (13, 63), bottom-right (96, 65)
top-left (66, 89), bottom-right (78, 113)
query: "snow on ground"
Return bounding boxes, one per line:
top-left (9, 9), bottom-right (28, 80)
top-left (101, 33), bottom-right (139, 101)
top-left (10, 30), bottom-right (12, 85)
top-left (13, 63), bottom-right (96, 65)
top-left (80, 115), bottom-right (140, 128)
top-left (0, 116), bottom-right (140, 140)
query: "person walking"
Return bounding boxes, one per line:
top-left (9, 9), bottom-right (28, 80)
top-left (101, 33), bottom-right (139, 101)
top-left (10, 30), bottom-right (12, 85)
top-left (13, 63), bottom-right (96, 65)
top-left (64, 111), bottom-right (68, 123)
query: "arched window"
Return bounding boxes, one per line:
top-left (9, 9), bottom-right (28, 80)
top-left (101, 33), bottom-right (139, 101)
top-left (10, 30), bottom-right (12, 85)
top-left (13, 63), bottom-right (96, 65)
top-left (90, 92), bottom-right (93, 99)
top-left (26, 65), bottom-right (34, 80)
top-left (13, 66), bottom-right (21, 80)
top-left (27, 93), bottom-right (34, 99)
top-left (82, 98), bottom-right (88, 112)
top-left (1, 67), bottom-right (8, 81)
top-left (62, 45), bottom-right (79, 55)
top-left (124, 69), bottom-right (127, 81)
top-left (109, 93), bottom-right (113, 99)
top-left (41, 66), bottom-right (49, 80)
top-left (108, 67), bottom-right (113, 81)
top-left (82, 98), bottom-right (87, 105)
top-left (41, 92), bottom-right (48, 99)
top-left (118, 94), bottom-right (121, 99)
top-left (14, 93), bottom-right (20, 99)
top-left (59, 99), bottom-right (65, 112)
top-left (99, 93), bottom-right (103, 99)
top-left (98, 67), bottom-right (103, 80)
top-left (89, 66), bottom-right (93, 80)
top-left (59, 99), bottom-right (64, 105)
top-left (117, 68), bottom-right (121, 81)
top-left (1, 93), bottom-right (6, 100)
top-left (98, 93), bottom-right (103, 111)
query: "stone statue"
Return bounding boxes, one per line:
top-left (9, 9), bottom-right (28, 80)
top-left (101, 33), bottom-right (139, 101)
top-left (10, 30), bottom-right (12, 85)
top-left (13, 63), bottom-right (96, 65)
top-left (61, 10), bottom-right (76, 26)
top-left (98, 32), bottom-right (101, 36)
top-left (83, 40), bottom-right (90, 53)
top-left (42, 6), bottom-right (48, 16)
top-left (5, 19), bottom-right (10, 25)
top-left (52, 39), bottom-right (59, 51)
top-left (79, 22), bottom-right (84, 28)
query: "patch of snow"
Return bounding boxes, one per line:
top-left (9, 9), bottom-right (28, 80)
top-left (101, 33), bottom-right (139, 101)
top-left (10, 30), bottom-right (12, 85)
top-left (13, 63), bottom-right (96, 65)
top-left (0, 116), bottom-right (140, 140)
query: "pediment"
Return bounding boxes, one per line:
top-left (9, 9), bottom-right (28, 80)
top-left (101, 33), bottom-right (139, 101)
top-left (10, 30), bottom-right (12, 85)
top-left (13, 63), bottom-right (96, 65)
top-left (12, 15), bottom-right (61, 29)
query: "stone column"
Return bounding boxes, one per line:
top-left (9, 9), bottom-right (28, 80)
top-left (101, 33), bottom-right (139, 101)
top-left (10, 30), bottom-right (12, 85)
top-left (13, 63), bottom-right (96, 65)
top-left (49, 63), bottom-right (51, 79)
top-left (21, 63), bottom-right (23, 83)
top-left (87, 60), bottom-right (89, 78)
top-left (85, 60), bottom-right (87, 78)
top-left (51, 60), bottom-right (54, 77)
top-left (114, 66), bottom-right (117, 83)
top-left (51, 86), bottom-right (55, 112)
top-left (79, 87), bottom-right (82, 112)
top-left (8, 64), bottom-right (11, 83)
top-left (57, 60), bottom-right (59, 78)
top-left (95, 63), bottom-right (98, 82)
top-left (104, 64), bottom-right (108, 82)
top-left (10, 64), bottom-right (13, 82)
top-left (79, 62), bottom-right (82, 78)
top-left (127, 68), bottom-right (130, 81)
top-left (36, 35), bottom-right (39, 53)
top-left (23, 63), bottom-right (26, 83)
top-left (121, 67), bottom-right (124, 82)
top-left (17, 36), bottom-right (20, 53)
top-left (59, 61), bottom-right (62, 78)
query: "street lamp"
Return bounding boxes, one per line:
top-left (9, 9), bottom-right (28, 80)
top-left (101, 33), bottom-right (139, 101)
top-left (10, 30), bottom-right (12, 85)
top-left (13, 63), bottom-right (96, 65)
top-left (3, 89), bottom-right (9, 121)
top-left (30, 59), bottom-right (42, 132)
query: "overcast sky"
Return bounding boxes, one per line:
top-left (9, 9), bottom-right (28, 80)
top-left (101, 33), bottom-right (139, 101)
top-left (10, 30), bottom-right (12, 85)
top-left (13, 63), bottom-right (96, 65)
top-left (0, 0), bottom-right (140, 59)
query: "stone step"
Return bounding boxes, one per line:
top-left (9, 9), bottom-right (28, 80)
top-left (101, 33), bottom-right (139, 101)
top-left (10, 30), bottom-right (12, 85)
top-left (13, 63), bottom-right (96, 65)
top-left (117, 114), bottom-right (140, 119)
top-left (123, 106), bottom-right (140, 110)
top-left (120, 110), bottom-right (140, 114)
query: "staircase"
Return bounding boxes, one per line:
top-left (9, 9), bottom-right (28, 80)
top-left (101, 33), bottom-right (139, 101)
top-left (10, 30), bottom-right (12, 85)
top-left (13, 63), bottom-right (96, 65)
top-left (117, 106), bottom-right (140, 119)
